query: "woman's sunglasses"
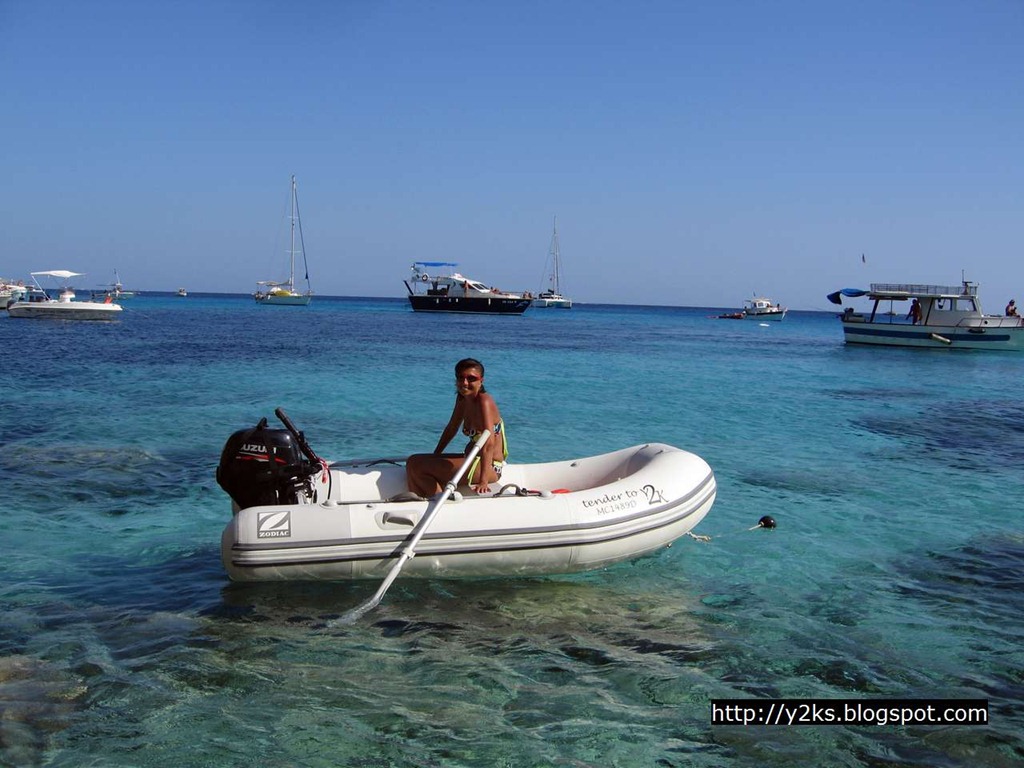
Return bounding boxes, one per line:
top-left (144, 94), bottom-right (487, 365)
top-left (456, 374), bottom-right (481, 383)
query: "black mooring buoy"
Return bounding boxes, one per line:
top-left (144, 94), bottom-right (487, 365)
top-left (756, 515), bottom-right (776, 530)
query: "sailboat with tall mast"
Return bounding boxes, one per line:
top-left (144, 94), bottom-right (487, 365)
top-left (254, 175), bottom-right (313, 306)
top-left (534, 217), bottom-right (572, 309)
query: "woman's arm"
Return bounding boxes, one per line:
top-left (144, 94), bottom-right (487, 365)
top-left (433, 397), bottom-right (464, 454)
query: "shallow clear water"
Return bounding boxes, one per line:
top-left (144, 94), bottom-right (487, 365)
top-left (1, 296), bottom-right (1021, 766)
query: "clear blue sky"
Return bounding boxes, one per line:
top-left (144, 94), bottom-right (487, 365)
top-left (2, 0), bottom-right (1022, 309)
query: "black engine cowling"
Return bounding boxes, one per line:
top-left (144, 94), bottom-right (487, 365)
top-left (216, 420), bottom-right (319, 510)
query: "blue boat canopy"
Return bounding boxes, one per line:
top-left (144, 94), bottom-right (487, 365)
top-left (826, 288), bottom-right (868, 305)
top-left (413, 261), bottom-right (459, 267)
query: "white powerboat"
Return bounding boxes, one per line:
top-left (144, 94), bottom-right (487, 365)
top-left (827, 280), bottom-right (1024, 351)
top-left (1, 279), bottom-right (28, 309)
top-left (743, 297), bottom-right (786, 320)
top-left (404, 262), bottom-right (533, 314)
top-left (533, 218), bottom-right (573, 309)
top-left (216, 412), bottom-right (716, 582)
top-left (254, 175), bottom-right (313, 306)
top-left (716, 296), bottom-right (787, 321)
top-left (90, 270), bottom-right (137, 301)
top-left (7, 271), bottom-right (123, 321)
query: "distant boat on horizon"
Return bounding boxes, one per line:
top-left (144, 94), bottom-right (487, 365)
top-left (533, 217), bottom-right (572, 309)
top-left (91, 269), bottom-right (138, 302)
top-left (404, 262), bottom-right (532, 314)
top-left (716, 296), bottom-right (787, 321)
top-left (254, 175), bottom-right (313, 306)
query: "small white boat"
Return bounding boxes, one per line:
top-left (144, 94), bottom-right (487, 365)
top-left (216, 414), bottom-right (716, 582)
top-left (404, 262), bottom-right (532, 314)
top-left (7, 271), bottom-right (123, 321)
top-left (90, 270), bottom-right (137, 301)
top-left (177, 288), bottom-right (188, 297)
top-left (716, 296), bottom-right (786, 321)
top-left (533, 218), bottom-right (573, 309)
top-left (743, 297), bottom-right (786, 321)
top-left (828, 280), bottom-right (1024, 351)
top-left (254, 175), bottom-right (313, 306)
top-left (532, 293), bottom-right (572, 309)
top-left (1, 279), bottom-right (28, 309)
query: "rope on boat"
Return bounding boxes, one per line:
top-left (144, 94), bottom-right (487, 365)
top-left (685, 515), bottom-right (777, 542)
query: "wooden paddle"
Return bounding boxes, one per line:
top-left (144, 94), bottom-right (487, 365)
top-left (337, 429), bottom-right (491, 624)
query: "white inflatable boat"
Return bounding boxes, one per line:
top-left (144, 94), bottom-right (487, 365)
top-left (217, 412), bottom-right (716, 583)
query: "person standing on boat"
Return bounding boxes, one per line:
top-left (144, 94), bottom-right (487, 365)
top-left (1006, 299), bottom-right (1018, 317)
top-left (907, 299), bottom-right (922, 324)
top-left (406, 358), bottom-right (509, 497)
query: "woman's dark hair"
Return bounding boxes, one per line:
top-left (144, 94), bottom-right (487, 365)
top-left (455, 358), bottom-right (486, 393)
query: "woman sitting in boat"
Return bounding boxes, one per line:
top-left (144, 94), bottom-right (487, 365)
top-left (406, 358), bottom-right (509, 497)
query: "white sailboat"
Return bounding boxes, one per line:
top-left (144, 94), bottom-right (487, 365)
top-left (534, 217), bottom-right (572, 308)
top-left (254, 175), bottom-right (313, 306)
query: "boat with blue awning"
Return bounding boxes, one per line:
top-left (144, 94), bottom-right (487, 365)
top-left (828, 280), bottom-right (1023, 350)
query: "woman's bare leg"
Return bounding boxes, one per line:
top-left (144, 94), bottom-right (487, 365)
top-left (406, 454), bottom-right (463, 496)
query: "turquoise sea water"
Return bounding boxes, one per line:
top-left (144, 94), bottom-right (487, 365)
top-left (2, 295), bottom-right (1022, 767)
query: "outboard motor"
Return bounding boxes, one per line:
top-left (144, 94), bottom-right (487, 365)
top-left (216, 416), bottom-right (321, 511)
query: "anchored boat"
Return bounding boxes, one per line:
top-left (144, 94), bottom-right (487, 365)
top-left (717, 296), bottom-right (786, 321)
top-left (827, 280), bottom-right (1024, 351)
top-left (7, 271), bottom-right (123, 321)
top-left (254, 175), bottom-right (313, 306)
top-left (404, 262), bottom-right (532, 314)
top-left (1, 278), bottom-right (28, 308)
top-left (534, 218), bottom-right (573, 308)
top-left (90, 270), bottom-right (137, 301)
top-left (742, 296), bottom-right (786, 321)
top-left (216, 411), bottom-right (716, 582)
